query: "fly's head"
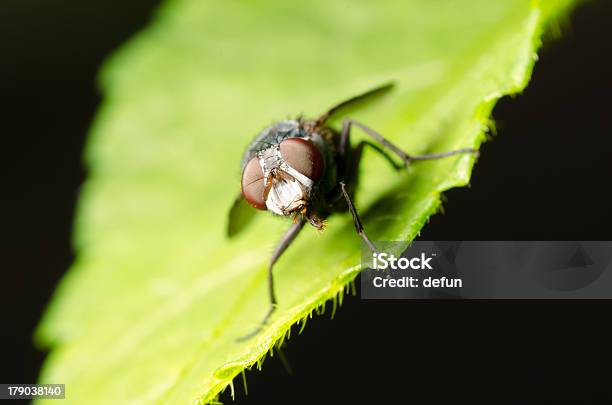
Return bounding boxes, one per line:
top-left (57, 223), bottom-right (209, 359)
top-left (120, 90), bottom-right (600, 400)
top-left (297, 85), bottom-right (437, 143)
top-left (241, 134), bottom-right (325, 229)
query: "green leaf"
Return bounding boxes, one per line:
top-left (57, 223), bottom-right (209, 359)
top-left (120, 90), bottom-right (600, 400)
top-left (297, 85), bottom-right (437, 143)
top-left (36, 0), bottom-right (577, 403)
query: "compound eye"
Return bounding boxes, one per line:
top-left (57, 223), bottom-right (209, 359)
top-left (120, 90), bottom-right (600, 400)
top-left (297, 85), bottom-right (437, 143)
top-left (279, 138), bottom-right (323, 181)
top-left (241, 157), bottom-right (266, 210)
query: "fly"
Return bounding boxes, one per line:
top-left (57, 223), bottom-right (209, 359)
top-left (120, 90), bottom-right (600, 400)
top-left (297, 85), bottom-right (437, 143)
top-left (227, 83), bottom-right (477, 339)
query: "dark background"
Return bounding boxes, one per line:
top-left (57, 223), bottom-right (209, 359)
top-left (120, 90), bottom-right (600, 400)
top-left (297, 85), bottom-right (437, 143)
top-left (1, 1), bottom-right (611, 404)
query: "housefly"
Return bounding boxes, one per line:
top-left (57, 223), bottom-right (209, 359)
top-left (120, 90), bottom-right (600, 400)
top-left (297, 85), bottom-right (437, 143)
top-left (228, 83), bottom-right (477, 338)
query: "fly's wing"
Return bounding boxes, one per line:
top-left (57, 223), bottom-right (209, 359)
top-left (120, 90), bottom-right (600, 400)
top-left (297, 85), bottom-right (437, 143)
top-left (227, 193), bottom-right (257, 237)
top-left (316, 82), bottom-right (395, 124)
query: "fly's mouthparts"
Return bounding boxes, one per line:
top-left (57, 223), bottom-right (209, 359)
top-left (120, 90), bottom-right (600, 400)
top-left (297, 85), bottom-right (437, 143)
top-left (308, 213), bottom-right (325, 230)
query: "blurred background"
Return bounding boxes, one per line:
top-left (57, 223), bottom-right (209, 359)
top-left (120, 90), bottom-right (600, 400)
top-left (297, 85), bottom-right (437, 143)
top-left (1, 0), bottom-right (611, 403)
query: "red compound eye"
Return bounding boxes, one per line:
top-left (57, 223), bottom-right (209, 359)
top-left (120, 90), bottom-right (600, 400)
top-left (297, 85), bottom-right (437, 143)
top-left (241, 157), bottom-right (266, 210)
top-left (279, 138), bottom-right (323, 181)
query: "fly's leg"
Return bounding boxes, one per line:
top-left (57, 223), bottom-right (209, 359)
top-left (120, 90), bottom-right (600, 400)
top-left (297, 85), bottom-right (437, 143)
top-left (340, 118), bottom-right (478, 166)
top-left (238, 218), bottom-right (306, 341)
top-left (335, 140), bottom-right (403, 255)
top-left (351, 141), bottom-right (405, 171)
top-left (334, 139), bottom-right (402, 209)
top-left (340, 182), bottom-right (379, 254)
top-left (336, 119), bottom-right (477, 256)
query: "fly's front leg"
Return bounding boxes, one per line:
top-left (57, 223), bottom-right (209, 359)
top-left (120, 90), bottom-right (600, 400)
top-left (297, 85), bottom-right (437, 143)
top-left (340, 118), bottom-right (478, 166)
top-left (238, 218), bottom-right (306, 341)
top-left (340, 182), bottom-right (379, 254)
top-left (267, 218), bottom-right (306, 311)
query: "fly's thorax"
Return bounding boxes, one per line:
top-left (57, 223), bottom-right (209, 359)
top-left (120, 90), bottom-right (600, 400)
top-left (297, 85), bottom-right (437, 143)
top-left (241, 120), bottom-right (305, 168)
